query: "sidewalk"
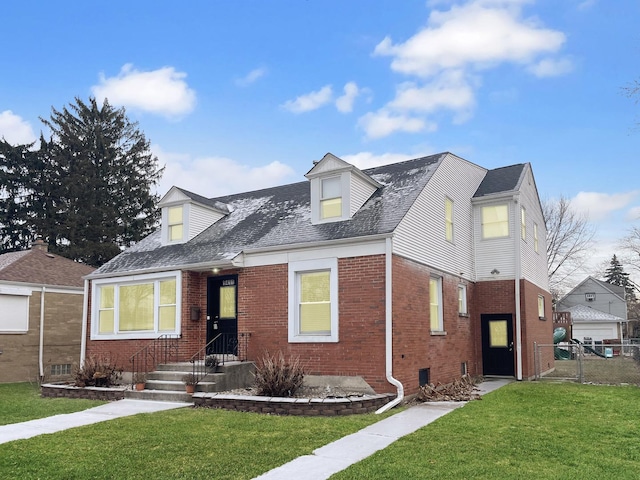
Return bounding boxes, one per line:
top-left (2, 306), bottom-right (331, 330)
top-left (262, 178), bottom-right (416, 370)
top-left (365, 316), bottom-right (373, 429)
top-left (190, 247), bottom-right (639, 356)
top-left (0, 378), bottom-right (511, 479)
top-left (253, 378), bottom-right (512, 480)
top-left (0, 399), bottom-right (188, 444)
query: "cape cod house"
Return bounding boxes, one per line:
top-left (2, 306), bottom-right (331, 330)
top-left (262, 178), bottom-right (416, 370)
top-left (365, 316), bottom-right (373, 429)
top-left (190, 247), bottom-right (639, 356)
top-left (83, 152), bottom-right (552, 397)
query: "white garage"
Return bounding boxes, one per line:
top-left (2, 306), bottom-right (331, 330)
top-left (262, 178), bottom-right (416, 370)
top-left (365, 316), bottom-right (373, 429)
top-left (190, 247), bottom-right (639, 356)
top-left (566, 304), bottom-right (626, 343)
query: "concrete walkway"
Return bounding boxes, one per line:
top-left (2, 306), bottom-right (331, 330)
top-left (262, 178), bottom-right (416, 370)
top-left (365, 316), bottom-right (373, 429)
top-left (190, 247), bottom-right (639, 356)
top-left (0, 399), bottom-right (188, 444)
top-left (0, 378), bottom-right (511, 479)
top-left (253, 378), bottom-right (512, 480)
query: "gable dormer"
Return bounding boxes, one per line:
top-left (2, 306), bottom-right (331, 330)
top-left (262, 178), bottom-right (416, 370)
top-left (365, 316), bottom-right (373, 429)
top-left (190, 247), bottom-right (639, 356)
top-left (158, 187), bottom-right (229, 245)
top-left (305, 153), bottom-right (381, 224)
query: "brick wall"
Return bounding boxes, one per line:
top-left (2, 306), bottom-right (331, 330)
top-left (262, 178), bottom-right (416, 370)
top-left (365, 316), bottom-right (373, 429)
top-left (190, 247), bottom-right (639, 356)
top-left (239, 256), bottom-right (389, 392)
top-left (0, 290), bottom-right (84, 383)
top-left (392, 256), bottom-right (477, 396)
top-left (474, 279), bottom-right (553, 379)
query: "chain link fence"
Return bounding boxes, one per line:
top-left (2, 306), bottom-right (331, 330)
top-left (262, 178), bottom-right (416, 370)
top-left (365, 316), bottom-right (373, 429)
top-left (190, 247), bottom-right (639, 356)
top-left (534, 341), bottom-right (640, 385)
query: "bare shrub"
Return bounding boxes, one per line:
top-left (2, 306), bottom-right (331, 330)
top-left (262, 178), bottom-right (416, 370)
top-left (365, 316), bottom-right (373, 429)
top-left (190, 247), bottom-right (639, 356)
top-left (254, 351), bottom-right (305, 397)
top-left (74, 355), bottom-right (123, 387)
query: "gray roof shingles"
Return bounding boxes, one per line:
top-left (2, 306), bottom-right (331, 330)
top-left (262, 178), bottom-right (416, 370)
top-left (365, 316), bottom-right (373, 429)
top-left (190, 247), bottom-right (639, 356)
top-left (95, 153), bottom-right (446, 275)
top-left (95, 153), bottom-right (528, 277)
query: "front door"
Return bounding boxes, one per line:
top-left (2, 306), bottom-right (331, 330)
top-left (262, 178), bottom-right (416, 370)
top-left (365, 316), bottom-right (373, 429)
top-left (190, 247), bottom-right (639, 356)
top-left (206, 275), bottom-right (238, 355)
top-left (481, 314), bottom-right (515, 376)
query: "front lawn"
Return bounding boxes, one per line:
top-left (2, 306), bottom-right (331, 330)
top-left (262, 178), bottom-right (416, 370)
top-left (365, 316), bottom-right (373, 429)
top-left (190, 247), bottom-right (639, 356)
top-left (333, 382), bottom-right (640, 479)
top-left (0, 383), bottom-right (105, 426)
top-left (0, 406), bottom-right (393, 479)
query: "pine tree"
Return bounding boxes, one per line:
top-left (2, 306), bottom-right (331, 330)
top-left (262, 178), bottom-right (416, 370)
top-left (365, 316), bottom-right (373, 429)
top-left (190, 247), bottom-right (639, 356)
top-left (0, 97), bottom-right (163, 266)
top-left (604, 254), bottom-right (637, 302)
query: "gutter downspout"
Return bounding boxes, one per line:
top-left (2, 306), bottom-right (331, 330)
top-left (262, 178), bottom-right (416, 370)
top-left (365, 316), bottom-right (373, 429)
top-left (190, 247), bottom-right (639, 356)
top-left (38, 286), bottom-right (46, 380)
top-left (80, 279), bottom-right (89, 369)
top-left (376, 237), bottom-right (404, 414)
top-left (514, 197), bottom-right (523, 380)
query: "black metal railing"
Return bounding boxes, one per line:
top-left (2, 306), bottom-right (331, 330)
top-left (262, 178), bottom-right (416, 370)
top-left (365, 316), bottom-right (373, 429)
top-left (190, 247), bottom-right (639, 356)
top-left (129, 334), bottom-right (179, 388)
top-left (189, 332), bottom-right (251, 384)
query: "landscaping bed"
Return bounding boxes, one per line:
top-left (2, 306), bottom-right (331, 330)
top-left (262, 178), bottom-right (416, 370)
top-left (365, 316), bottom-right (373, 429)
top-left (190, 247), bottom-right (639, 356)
top-left (41, 383), bottom-right (126, 402)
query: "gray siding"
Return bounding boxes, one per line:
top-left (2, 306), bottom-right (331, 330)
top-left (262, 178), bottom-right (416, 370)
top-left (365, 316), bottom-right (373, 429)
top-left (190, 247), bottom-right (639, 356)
top-left (558, 278), bottom-right (627, 319)
top-left (188, 203), bottom-right (225, 240)
top-left (473, 201), bottom-right (517, 280)
top-left (350, 173), bottom-right (377, 216)
top-left (394, 153), bottom-right (486, 280)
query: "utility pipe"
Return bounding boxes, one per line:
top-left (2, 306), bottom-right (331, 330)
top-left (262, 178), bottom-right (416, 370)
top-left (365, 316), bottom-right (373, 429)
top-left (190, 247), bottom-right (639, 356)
top-left (38, 286), bottom-right (46, 380)
top-left (514, 196), bottom-right (523, 380)
top-left (80, 279), bottom-right (89, 369)
top-left (376, 237), bottom-right (404, 414)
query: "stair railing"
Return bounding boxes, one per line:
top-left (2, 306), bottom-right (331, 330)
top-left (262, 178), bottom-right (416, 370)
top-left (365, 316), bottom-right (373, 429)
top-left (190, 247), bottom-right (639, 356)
top-left (188, 332), bottom-right (252, 384)
top-left (129, 334), bottom-right (179, 388)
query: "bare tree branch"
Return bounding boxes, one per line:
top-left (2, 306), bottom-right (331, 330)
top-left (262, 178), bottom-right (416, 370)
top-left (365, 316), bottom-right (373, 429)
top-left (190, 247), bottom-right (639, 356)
top-left (543, 195), bottom-right (597, 297)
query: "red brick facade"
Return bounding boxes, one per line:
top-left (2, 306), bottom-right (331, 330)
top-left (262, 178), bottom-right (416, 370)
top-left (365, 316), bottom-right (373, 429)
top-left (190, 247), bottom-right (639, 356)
top-left (85, 254), bottom-right (551, 394)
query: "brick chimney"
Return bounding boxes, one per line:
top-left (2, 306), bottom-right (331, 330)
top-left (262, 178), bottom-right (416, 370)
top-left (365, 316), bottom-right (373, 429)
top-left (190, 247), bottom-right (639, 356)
top-left (31, 238), bottom-right (49, 253)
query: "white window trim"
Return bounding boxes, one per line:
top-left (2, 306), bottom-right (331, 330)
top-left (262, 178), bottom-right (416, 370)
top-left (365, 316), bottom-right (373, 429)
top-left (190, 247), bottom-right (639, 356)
top-left (430, 276), bottom-right (445, 334)
top-left (533, 223), bottom-right (539, 253)
top-left (445, 196), bottom-right (454, 244)
top-left (310, 173), bottom-right (351, 224)
top-left (538, 295), bottom-right (545, 319)
top-left (458, 284), bottom-right (468, 316)
top-left (0, 286), bottom-right (32, 334)
top-left (521, 207), bottom-right (526, 241)
top-left (91, 271), bottom-right (182, 340)
top-left (161, 203), bottom-right (190, 245)
top-left (288, 258), bottom-right (339, 343)
top-left (481, 204), bottom-right (510, 240)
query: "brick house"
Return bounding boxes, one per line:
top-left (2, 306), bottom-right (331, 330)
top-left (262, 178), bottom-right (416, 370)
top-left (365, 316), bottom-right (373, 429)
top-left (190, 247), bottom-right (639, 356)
top-left (0, 240), bottom-right (95, 383)
top-left (83, 152), bottom-right (552, 398)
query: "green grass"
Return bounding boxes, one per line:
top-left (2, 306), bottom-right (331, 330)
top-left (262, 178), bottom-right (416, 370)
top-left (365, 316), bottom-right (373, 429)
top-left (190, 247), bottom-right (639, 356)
top-left (333, 382), bottom-right (640, 479)
top-left (0, 383), bottom-right (105, 426)
top-left (0, 405), bottom-right (394, 479)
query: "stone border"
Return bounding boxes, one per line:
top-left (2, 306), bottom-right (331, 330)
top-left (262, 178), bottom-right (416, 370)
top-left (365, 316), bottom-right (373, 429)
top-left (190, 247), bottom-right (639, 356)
top-left (41, 383), bottom-right (127, 401)
top-left (193, 392), bottom-right (395, 416)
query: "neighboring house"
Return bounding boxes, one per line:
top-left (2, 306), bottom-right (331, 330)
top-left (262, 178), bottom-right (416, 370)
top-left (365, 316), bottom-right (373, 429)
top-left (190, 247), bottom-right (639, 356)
top-left (83, 152), bottom-right (552, 396)
top-left (0, 240), bottom-right (95, 383)
top-left (556, 277), bottom-right (628, 342)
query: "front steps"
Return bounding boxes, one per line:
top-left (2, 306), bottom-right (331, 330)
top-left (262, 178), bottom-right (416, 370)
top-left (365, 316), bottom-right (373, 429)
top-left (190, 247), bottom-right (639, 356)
top-left (125, 361), bottom-right (256, 403)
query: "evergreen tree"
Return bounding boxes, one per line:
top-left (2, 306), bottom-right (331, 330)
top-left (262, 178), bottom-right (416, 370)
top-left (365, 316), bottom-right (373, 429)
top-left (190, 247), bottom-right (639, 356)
top-left (0, 97), bottom-right (163, 266)
top-left (604, 254), bottom-right (637, 302)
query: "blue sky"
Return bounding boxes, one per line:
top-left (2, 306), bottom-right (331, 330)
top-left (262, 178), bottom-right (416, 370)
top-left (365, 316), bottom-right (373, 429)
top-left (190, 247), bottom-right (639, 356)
top-left (1, 0), bottom-right (639, 279)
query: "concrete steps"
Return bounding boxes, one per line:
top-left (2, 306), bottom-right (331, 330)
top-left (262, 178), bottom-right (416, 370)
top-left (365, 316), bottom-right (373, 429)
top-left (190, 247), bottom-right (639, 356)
top-left (124, 360), bottom-right (255, 402)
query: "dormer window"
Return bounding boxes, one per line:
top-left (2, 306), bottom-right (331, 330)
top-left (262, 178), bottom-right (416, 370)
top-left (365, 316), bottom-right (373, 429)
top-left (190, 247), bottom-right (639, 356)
top-left (168, 205), bottom-right (184, 242)
top-left (321, 177), bottom-right (342, 220)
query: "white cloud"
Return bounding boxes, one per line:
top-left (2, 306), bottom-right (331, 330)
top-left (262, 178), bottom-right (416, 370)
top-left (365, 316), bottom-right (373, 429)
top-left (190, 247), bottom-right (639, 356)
top-left (335, 82), bottom-right (361, 113)
top-left (92, 64), bottom-right (196, 117)
top-left (153, 145), bottom-right (296, 197)
top-left (389, 71), bottom-right (476, 115)
top-left (0, 110), bottom-right (37, 145)
top-left (358, 110), bottom-right (434, 139)
top-left (374, 0), bottom-right (567, 77)
top-left (571, 191), bottom-right (640, 221)
top-left (528, 57), bottom-right (574, 77)
top-left (342, 151), bottom-right (428, 169)
top-left (236, 67), bottom-right (267, 87)
top-left (626, 206), bottom-right (640, 221)
top-left (281, 85), bottom-right (333, 113)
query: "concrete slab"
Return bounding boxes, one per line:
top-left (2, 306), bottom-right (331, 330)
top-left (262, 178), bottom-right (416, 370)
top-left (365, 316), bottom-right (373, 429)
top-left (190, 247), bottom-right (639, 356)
top-left (0, 399), bottom-right (188, 445)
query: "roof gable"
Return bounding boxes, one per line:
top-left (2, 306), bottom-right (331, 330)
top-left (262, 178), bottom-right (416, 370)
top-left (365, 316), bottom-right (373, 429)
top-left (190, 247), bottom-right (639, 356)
top-left (93, 152), bottom-right (446, 276)
top-left (474, 164), bottom-right (526, 198)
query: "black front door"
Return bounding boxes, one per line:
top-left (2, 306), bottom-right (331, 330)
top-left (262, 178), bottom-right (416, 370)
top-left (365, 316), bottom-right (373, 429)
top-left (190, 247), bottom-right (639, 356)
top-left (206, 275), bottom-right (238, 355)
top-left (481, 314), bottom-right (515, 376)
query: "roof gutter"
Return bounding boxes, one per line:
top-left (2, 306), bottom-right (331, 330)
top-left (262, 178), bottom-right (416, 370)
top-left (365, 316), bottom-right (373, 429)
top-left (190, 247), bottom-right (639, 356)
top-left (242, 233), bottom-right (393, 256)
top-left (84, 260), bottom-right (236, 280)
top-left (376, 236), bottom-right (404, 414)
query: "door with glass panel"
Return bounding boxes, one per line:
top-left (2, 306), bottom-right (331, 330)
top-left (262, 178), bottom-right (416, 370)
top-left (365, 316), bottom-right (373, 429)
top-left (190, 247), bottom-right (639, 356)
top-left (481, 314), bottom-right (515, 376)
top-left (206, 275), bottom-right (238, 355)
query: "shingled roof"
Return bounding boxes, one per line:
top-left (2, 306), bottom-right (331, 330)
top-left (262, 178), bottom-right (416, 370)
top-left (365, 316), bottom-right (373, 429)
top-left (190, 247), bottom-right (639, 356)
top-left (0, 248), bottom-right (95, 287)
top-left (474, 164), bottom-right (526, 198)
top-left (92, 152), bottom-right (530, 277)
top-left (93, 153), bottom-right (447, 276)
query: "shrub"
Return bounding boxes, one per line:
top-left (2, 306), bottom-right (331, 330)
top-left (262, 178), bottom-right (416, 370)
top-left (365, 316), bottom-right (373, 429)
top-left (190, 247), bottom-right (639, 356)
top-left (74, 355), bottom-right (123, 387)
top-left (254, 351), bottom-right (305, 397)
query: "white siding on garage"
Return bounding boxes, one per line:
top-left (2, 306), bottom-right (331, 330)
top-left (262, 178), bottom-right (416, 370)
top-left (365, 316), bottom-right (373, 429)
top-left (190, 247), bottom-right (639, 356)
top-left (573, 324), bottom-right (618, 342)
top-left (393, 153), bottom-right (486, 280)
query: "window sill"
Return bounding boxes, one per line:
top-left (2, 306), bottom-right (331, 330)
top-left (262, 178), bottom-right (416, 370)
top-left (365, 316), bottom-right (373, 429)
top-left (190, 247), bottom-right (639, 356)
top-left (288, 335), bottom-right (338, 343)
top-left (90, 332), bottom-right (181, 341)
top-left (539, 316), bottom-right (547, 321)
top-left (458, 313), bottom-right (469, 318)
top-left (430, 330), bottom-right (447, 336)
